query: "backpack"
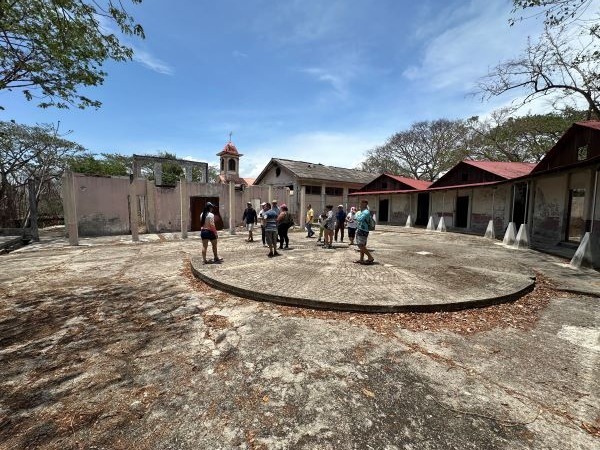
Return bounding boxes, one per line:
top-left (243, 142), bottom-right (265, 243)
top-left (367, 213), bottom-right (376, 231)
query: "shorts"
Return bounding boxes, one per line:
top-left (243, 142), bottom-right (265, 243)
top-left (200, 229), bottom-right (217, 240)
top-left (347, 227), bottom-right (356, 239)
top-left (265, 230), bottom-right (278, 246)
top-left (246, 223), bottom-right (255, 231)
top-left (356, 229), bottom-right (369, 246)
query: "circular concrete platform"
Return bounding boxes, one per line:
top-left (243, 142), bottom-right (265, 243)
top-left (190, 227), bottom-right (536, 313)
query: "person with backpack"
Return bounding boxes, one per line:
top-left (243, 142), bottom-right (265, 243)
top-left (276, 204), bottom-right (294, 249)
top-left (354, 199), bottom-right (375, 265)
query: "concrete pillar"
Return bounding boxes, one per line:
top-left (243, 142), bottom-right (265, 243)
top-left (63, 171), bottom-right (79, 245)
top-left (426, 216), bottom-right (435, 231)
top-left (570, 232), bottom-right (599, 269)
top-left (343, 187), bottom-right (349, 209)
top-left (229, 181), bottom-right (236, 235)
top-left (300, 185), bottom-right (306, 228)
top-left (502, 222), bottom-right (516, 245)
top-left (180, 179), bottom-right (188, 239)
top-left (484, 220), bottom-right (495, 239)
top-left (154, 162), bottom-right (162, 186)
top-left (268, 185), bottom-right (273, 205)
top-left (129, 176), bottom-right (139, 242)
top-left (513, 223), bottom-right (529, 249)
top-left (184, 165), bottom-right (193, 182)
top-left (405, 215), bottom-right (413, 228)
top-left (436, 216), bottom-right (447, 232)
top-left (133, 161), bottom-right (141, 178)
top-left (146, 180), bottom-right (157, 232)
top-left (28, 179), bottom-right (39, 241)
top-left (321, 183), bottom-right (326, 212)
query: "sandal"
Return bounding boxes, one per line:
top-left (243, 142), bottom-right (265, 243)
top-left (364, 259), bottom-right (375, 265)
top-left (353, 260), bottom-right (364, 264)
top-left (214, 257), bottom-right (224, 263)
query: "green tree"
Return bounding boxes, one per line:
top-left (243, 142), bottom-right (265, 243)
top-left (0, 121), bottom-right (84, 226)
top-left (467, 108), bottom-right (588, 162)
top-left (0, 0), bottom-right (144, 109)
top-left (360, 119), bottom-right (470, 181)
top-left (68, 152), bottom-right (132, 176)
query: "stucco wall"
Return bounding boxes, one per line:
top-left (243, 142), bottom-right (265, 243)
top-left (390, 195), bottom-right (412, 224)
top-left (531, 174), bottom-right (566, 246)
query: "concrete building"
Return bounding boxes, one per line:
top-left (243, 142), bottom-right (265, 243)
top-left (252, 158), bottom-right (376, 227)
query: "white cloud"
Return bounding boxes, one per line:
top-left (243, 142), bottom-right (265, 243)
top-left (133, 48), bottom-right (175, 75)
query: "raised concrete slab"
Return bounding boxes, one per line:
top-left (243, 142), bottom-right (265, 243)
top-left (191, 227), bottom-right (537, 313)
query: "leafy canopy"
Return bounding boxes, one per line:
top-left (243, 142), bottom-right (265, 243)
top-left (0, 0), bottom-right (144, 109)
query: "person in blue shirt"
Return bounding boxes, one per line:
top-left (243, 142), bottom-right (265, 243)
top-left (263, 202), bottom-right (281, 258)
top-left (354, 199), bottom-right (374, 265)
top-left (334, 204), bottom-right (346, 242)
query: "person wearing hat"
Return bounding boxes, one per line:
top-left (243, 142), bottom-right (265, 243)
top-left (257, 202), bottom-right (268, 246)
top-left (346, 206), bottom-right (357, 245)
top-left (242, 201), bottom-right (257, 242)
top-left (200, 202), bottom-right (223, 264)
top-left (271, 199), bottom-right (280, 216)
top-left (335, 204), bottom-right (346, 243)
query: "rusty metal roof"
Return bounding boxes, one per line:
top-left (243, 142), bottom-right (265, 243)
top-left (462, 160), bottom-right (537, 179)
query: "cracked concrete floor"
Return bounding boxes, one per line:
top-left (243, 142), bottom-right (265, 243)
top-left (0, 236), bottom-right (598, 449)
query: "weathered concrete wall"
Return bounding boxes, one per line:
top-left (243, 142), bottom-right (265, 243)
top-left (390, 195), bottom-right (412, 224)
top-left (73, 175), bottom-right (140, 236)
top-left (258, 166), bottom-right (295, 186)
top-left (531, 174), bottom-right (566, 246)
top-left (429, 191), bottom-right (455, 227)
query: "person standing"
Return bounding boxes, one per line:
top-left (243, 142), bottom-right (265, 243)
top-left (334, 204), bottom-right (346, 242)
top-left (354, 200), bottom-right (375, 265)
top-left (258, 202), bottom-right (268, 247)
top-left (263, 202), bottom-right (280, 257)
top-left (346, 206), bottom-right (357, 245)
top-left (305, 204), bottom-right (315, 238)
top-left (323, 204), bottom-right (334, 249)
top-left (242, 201), bottom-right (257, 242)
top-left (317, 211), bottom-right (326, 243)
top-left (277, 204), bottom-right (293, 249)
top-left (200, 202), bottom-right (223, 264)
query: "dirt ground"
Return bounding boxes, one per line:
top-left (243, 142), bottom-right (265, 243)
top-left (0, 234), bottom-right (599, 449)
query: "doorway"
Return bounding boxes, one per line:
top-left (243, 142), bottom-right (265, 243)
top-left (512, 182), bottom-right (528, 227)
top-left (378, 199), bottom-right (389, 222)
top-left (190, 196), bottom-right (223, 231)
top-left (416, 193), bottom-right (430, 226)
top-left (566, 189), bottom-right (586, 242)
top-left (455, 196), bottom-right (469, 228)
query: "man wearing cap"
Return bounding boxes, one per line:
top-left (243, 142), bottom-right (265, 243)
top-left (242, 202), bottom-right (257, 242)
top-left (335, 204), bottom-right (346, 242)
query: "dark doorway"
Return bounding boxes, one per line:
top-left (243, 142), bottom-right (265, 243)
top-left (416, 193), bottom-right (430, 226)
top-left (512, 182), bottom-right (528, 227)
top-left (566, 189), bottom-right (586, 242)
top-left (455, 196), bottom-right (469, 228)
top-left (190, 196), bottom-right (223, 231)
top-left (378, 199), bottom-right (389, 222)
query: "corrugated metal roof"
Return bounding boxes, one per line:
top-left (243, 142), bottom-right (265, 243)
top-left (576, 120), bottom-right (600, 131)
top-left (462, 160), bottom-right (537, 179)
top-left (271, 158), bottom-right (377, 184)
top-left (385, 174), bottom-right (432, 189)
top-left (350, 180), bottom-right (503, 195)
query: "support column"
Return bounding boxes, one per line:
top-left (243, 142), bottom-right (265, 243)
top-left (268, 185), bottom-right (273, 204)
top-left (63, 171), bottom-right (79, 246)
top-left (321, 183), bottom-right (326, 212)
top-left (180, 178), bottom-right (188, 239)
top-left (129, 176), bottom-right (139, 242)
top-left (300, 185), bottom-right (306, 228)
top-left (28, 179), bottom-right (39, 241)
top-left (343, 187), bottom-right (349, 209)
top-left (184, 165), bottom-right (193, 182)
top-left (154, 162), bottom-right (163, 186)
top-left (229, 181), bottom-right (236, 235)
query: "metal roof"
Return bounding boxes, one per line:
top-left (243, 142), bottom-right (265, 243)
top-left (255, 158), bottom-right (377, 185)
top-left (462, 160), bottom-right (537, 179)
top-left (385, 174), bottom-right (433, 190)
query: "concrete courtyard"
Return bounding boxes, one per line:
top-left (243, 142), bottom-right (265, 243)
top-left (0, 226), bottom-right (598, 449)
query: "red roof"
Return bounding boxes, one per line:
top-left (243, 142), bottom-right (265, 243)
top-left (385, 174), bottom-right (432, 190)
top-left (462, 160), bottom-right (536, 179)
top-left (576, 120), bottom-right (600, 131)
top-left (217, 142), bottom-right (241, 156)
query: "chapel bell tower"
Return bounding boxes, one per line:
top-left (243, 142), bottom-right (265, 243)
top-left (216, 137), bottom-right (243, 182)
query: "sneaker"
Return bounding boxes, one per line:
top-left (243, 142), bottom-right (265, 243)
top-left (274, 251), bottom-right (281, 257)
top-left (268, 252), bottom-right (273, 257)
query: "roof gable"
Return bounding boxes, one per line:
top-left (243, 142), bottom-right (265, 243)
top-left (430, 160), bottom-right (535, 188)
top-left (532, 121), bottom-right (600, 173)
top-left (254, 158), bottom-right (376, 185)
top-left (358, 173), bottom-right (431, 192)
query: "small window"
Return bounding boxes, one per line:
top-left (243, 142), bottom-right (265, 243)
top-left (228, 159), bottom-right (236, 171)
top-left (577, 145), bottom-right (588, 161)
top-left (325, 187), bottom-right (343, 196)
top-left (305, 185), bottom-right (321, 195)
top-left (276, 167), bottom-right (281, 177)
top-left (220, 158), bottom-right (224, 171)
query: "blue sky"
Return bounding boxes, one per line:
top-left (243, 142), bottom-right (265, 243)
top-left (2, 0), bottom-right (545, 178)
